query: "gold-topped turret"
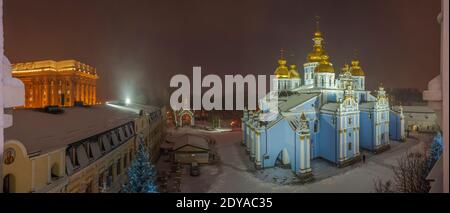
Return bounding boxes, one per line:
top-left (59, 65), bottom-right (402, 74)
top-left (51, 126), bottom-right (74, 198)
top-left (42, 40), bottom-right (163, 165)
top-left (342, 64), bottom-right (351, 74)
top-left (307, 16), bottom-right (330, 63)
top-left (288, 54), bottom-right (300, 79)
top-left (315, 56), bottom-right (335, 73)
top-left (350, 50), bottom-right (365, 76)
top-left (289, 64), bottom-right (301, 79)
top-left (274, 49), bottom-right (290, 78)
top-left (313, 16), bottom-right (323, 38)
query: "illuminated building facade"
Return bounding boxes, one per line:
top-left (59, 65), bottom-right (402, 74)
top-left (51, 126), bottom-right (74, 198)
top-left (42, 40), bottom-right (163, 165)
top-left (12, 60), bottom-right (99, 108)
top-left (242, 19), bottom-right (405, 177)
top-left (2, 104), bottom-right (165, 193)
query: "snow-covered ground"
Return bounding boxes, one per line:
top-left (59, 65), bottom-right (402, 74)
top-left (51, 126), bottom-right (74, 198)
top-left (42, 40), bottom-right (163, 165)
top-left (162, 127), bottom-right (432, 193)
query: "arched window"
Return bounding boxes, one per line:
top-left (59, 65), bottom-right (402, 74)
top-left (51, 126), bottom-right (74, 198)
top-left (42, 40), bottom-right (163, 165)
top-left (3, 174), bottom-right (14, 193)
top-left (85, 181), bottom-right (93, 193)
top-left (314, 120), bottom-right (319, 133)
top-left (98, 172), bottom-right (105, 190)
top-left (51, 163), bottom-right (60, 180)
top-left (117, 158), bottom-right (122, 176)
top-left (106, 165), bottom-right (114, 187)
top-left (321, 78), bottom-right (325, 87)
top-left (71, 147), bottom-right (80, 168)
top-left (123, 153), bottom-right (128, 168)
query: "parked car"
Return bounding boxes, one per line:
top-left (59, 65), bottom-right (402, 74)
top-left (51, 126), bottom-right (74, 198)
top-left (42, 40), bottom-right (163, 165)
top-left (190, 162), bottom-right (200, 176)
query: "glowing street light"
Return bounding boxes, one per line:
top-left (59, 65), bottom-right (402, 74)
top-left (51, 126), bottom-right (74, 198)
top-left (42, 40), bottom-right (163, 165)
top-left (125, 98), bottom-right (131, 105)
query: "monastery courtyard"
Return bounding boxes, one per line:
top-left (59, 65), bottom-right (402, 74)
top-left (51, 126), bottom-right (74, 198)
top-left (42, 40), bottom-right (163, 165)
top-left (159, 127), bottom-right (433, 193)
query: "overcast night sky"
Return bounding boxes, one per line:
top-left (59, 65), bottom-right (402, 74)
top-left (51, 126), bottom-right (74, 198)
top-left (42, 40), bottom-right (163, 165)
top-left (4, 0), bottom-right (442, 106)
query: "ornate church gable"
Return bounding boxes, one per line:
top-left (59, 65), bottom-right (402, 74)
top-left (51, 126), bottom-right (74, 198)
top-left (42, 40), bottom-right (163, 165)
top-left (339, 96), bottom-right (358, 113)
top-left (374, 85), bottom-right (389, 110)
top-left (286, 113), bottom-right (310, 134)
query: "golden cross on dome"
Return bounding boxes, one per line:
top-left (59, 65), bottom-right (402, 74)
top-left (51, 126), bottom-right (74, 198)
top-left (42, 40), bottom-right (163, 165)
top-left (315, 15), bottom-right (321, 30)
top-left (353, 49), bottom-right (359, 59)
top-left (280, 48), bottom-right (285, 60)
top-left (314, 15), bottom-right (320, 27)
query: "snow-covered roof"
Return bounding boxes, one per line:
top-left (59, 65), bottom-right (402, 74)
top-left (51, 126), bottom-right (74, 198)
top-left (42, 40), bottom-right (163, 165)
top-left (320, 103), bottom-right (340, 112)
top-left (392, 106), bottom-right (435, 114)
top-left (278, 93), bottom-right (320, 112)
top-left (5, 104), bottom-right (139, 155)
top-left (126, 103), bottom-right (161, 114)
top-left (167, 134), bottom-right (210, 151)
top-left (359, 102), bottom-right (376, 110)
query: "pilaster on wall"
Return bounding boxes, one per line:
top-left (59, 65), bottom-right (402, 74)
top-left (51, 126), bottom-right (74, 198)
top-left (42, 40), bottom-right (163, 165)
top-left (1, 0), bottom-right (5, 193)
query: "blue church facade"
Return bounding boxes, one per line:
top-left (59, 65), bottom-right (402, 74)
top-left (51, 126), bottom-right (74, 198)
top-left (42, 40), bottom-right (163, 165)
top-left (241, 20), bottom-right (406, 177)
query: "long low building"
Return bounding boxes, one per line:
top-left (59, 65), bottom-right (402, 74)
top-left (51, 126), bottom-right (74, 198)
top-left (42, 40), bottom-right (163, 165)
top-left (391, 106), bottom-right (439, 133)
top-left (2, 104), bottom-right (165, 193)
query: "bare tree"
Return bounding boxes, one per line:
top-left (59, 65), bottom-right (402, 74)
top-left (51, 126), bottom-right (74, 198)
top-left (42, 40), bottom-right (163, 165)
top-left (374, 179), bottom-right (394, 193)
top-left (374, 152), bottom-right (431, 193)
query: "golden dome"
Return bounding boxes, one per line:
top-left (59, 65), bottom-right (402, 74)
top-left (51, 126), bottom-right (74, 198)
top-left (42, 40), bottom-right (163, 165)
top-left (315, 58), bottom-right (335, 73)
top-left (307, 47), bottom-right (328, 63)
top-left (289, 64), bottom-right (301, 79)
top-left (275, 49), bottom-right (291, 78)
top-left (274, 59), bottom-right (290, 78)
top-left (350, 59), bottom-right (365, 76)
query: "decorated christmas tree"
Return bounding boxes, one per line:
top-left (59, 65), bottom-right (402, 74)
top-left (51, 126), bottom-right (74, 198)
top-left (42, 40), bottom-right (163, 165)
top-left (427, 131), bottom-right (443, 170)
top-left (122, 136), bottom-right (158, 193)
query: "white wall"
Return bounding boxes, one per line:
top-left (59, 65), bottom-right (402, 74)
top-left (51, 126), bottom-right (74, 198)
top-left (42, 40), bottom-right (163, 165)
top-left (442, 0), bottom-right (449, 193)
top-left (1, 0), bottom-right (25, 192)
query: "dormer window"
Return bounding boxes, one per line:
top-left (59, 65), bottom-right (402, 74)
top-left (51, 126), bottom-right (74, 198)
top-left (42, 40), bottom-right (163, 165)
top-left (100, 140), bottom-right (106, 152)
top-left (71, 147), bottom-right (80, 168)
top-left (85, 143), bottom-right (93, 159)
top-left (109, 133), bottom-right (115, 147)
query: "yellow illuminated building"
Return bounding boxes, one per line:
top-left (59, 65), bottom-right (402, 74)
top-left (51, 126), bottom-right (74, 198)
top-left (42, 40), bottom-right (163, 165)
top-left (12, 60), bottom-right (99, 108)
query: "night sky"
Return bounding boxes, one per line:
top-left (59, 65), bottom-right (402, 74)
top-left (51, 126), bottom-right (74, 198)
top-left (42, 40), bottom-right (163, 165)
top-left (4, 0), bottom-right (441, 106)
